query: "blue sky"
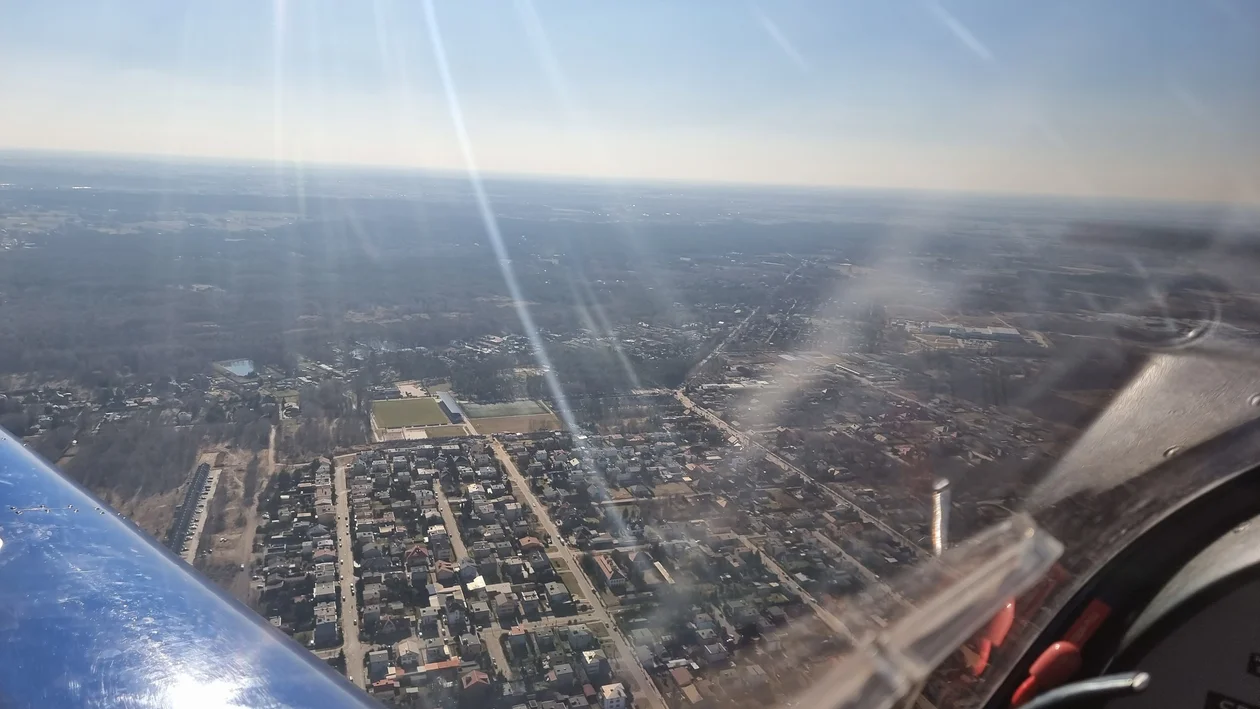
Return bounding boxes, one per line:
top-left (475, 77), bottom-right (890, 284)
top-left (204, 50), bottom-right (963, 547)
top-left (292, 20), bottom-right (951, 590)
top-left (2, 1), bottom-right (1258, 202)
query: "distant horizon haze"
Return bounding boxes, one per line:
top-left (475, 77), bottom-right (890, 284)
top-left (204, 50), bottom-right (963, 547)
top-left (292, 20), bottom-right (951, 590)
top-left (2, 1), bottom-right (1258, 204)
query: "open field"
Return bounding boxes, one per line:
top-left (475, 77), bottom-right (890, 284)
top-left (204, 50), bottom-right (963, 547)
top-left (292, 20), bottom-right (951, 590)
top-left (372, 397), bottom-right (449, 428)
top-left (559, 571), bottom-right (586, 602)
top-left (462, 400), bottom-right (549, 418)
top-left (411, 424), bottom-right (468, 439)
top-left (472, 413), bottom-right (562, 434)
top-left (395, 381), bottom-right (428, 398)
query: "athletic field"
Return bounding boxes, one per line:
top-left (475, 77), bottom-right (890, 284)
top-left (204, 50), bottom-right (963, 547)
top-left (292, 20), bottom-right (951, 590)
top-left (371, 397), bottom-right (450, 428)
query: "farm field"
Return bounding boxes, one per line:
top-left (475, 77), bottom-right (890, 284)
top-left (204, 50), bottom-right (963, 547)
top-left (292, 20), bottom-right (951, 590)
top-left (472, 413), bottom-right (561, 434)
top-left (462, 400), bottom-right (548, 418)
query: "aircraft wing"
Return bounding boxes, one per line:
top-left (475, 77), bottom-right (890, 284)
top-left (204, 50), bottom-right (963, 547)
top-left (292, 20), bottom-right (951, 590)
top-left (0, 431), bottom-right (376, 708)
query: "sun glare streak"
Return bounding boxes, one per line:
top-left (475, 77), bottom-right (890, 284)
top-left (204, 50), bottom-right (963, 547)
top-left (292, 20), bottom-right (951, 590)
top-left (925, 0), bottom-right (994, 63)
top-left (570, 271), bottom-right (644, 391)
top-left (514, 0), bottom-right (688, 327)
top-left (580, 277), bottom-right (645, 390)
top-left (422, 11), bottom-right (572, 428)
top-left (423, 0), bottom-right (627, 526)
top-left (270, 0), bottom-right (287, 176)
top-left (749, 3), bottom-right (810, 72)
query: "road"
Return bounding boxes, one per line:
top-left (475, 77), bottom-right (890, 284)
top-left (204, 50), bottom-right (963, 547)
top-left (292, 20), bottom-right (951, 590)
top-left (684, 307), bottom-right (758, 385)
top-left (180, 468), bottom-right (220, 563)
top-left (676, 391), bottom-right (927, 559)
top-left (482, 618), bottom-right (515, 681)
top-left (808, 530), bottom-right (889, 588)
top-left (738, 534), bottom-right (854, 639)
top-left (435, 485), bottom-right (469, 560)
top-left (225, 426), bottom-right (278, 601)
top-left (333, 454), bottom-right (367, 689)
top-left (515, 612), bottom-right (604, 633)
top-left (492, 439), bottom-right (666, 709)
top-left (683, 259), bottom-right (807, 385)
top-left (678, 393), bottom-right (913, 604)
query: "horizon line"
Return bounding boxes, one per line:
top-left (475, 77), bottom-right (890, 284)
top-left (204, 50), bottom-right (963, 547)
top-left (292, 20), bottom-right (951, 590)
top-left (0, 145), bottom-right (1254, 212)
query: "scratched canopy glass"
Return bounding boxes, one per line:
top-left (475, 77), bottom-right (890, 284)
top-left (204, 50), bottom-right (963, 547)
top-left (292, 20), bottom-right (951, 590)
top-left (3, 3), bottom-right (1260, 709)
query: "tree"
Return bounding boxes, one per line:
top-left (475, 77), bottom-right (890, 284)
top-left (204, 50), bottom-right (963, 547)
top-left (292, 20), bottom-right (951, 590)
top-left (205, 403), bottom-right (227, 423)
top-left (0, 412), bottom-right (29, 436)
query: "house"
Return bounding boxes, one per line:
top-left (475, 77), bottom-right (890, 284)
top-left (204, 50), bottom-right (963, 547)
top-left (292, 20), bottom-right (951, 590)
top-left (313, 582), bottom-right (337, 602)
top-left (495, 593), bottom-right (518, 621)
top-left (435, 561), bottom-right (458, 585)
top-left (593, 555), bottom-right (627, 593)
top-left (461, 670), bottom-right (493, 702)
top-left (508, 626), bottom-right (530, 652)
top-left (625, 550), bottom-right (655, 572)
top-left (447, 608), bottom-right (468, 635)
top-left (765, 606), bottom-right (788, 625)
top-left (582, 649), bottom-right (609, 681)
top-left (546, 581), bottom-right (571, 606)
top-left (422, 636), bottom-right (448, 663)
top-left (419, 607), bottom-right (441, 635)
top-left (312, 561), bottom-right (337, 584)
top-left (503, 558), bottom-right (528, 582)
top-left (460, 633), bottom-right (483, 658)
top-left (394, 638), bottom-right (423, 669)
top-left (600, 684), bottom-right (627, 709)
top-left (567, 624), bottom-right (595, 650)
top-left (526, 550), bottom-right (552, 575)
top-left (313, 602), bottom-right (339, 646)
top-left (470, 601), bottom-right (491, 624)
top-left (518, 536), bottom-right (545, 553)
top-left (520, 590), bottom-right (540, 614)
top-left (703, 643), bottom-right (728, 664)
top-left (429, 525), bottom-right (449, 545)
top-left (550, 663), bottom-right (576, 690)
top-left (368, 649), bottom-right (391, 681)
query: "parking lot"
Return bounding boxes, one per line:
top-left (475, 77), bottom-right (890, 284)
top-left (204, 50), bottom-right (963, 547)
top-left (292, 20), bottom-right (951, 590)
top-left (179, 469), bottom-right (220, 563)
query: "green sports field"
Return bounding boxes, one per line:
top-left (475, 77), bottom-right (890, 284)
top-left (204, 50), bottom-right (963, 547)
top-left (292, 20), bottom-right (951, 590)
top-left (372, 397), bottom-right (450, 428)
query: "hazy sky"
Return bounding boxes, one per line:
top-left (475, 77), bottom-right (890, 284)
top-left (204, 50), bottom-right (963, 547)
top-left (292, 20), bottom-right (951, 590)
top-left (2, 1), bottom-right (1259, 203)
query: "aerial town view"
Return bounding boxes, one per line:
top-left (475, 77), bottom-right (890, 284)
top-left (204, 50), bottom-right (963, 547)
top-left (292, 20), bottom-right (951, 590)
top-left (2, 1), bottom-right (1259, 706)
top-left (3, 150), bottom-right (1256, 708)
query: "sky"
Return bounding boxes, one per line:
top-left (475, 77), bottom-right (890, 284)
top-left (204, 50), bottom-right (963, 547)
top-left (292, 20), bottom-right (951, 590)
top-left (2, 0), bottom-right (1259, 203)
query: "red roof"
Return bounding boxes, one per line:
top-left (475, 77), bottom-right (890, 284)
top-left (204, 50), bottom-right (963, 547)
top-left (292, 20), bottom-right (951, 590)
top-left (462, 670), bottom-right (491, 689)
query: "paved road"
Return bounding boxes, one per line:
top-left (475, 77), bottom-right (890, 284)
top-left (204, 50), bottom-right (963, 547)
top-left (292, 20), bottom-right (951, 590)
top-left (809, 530), bottom-right (890, 588)
top-left (738, 534), bottom-right (854, 639)
top-left (333, 455), bottom-right (367, 689)
top-left (683, 306), bottom-right (759, 385)
top-left (492, 440), bottom-right (666, 709)
top-left (435, 485), bottom-right (469, 560)
top-left (518, 612), bottom-right (599, 632)
top-left (677, 391), bottom-right (927, 559)
top-left (482, 618), bottom-right (515, 681)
